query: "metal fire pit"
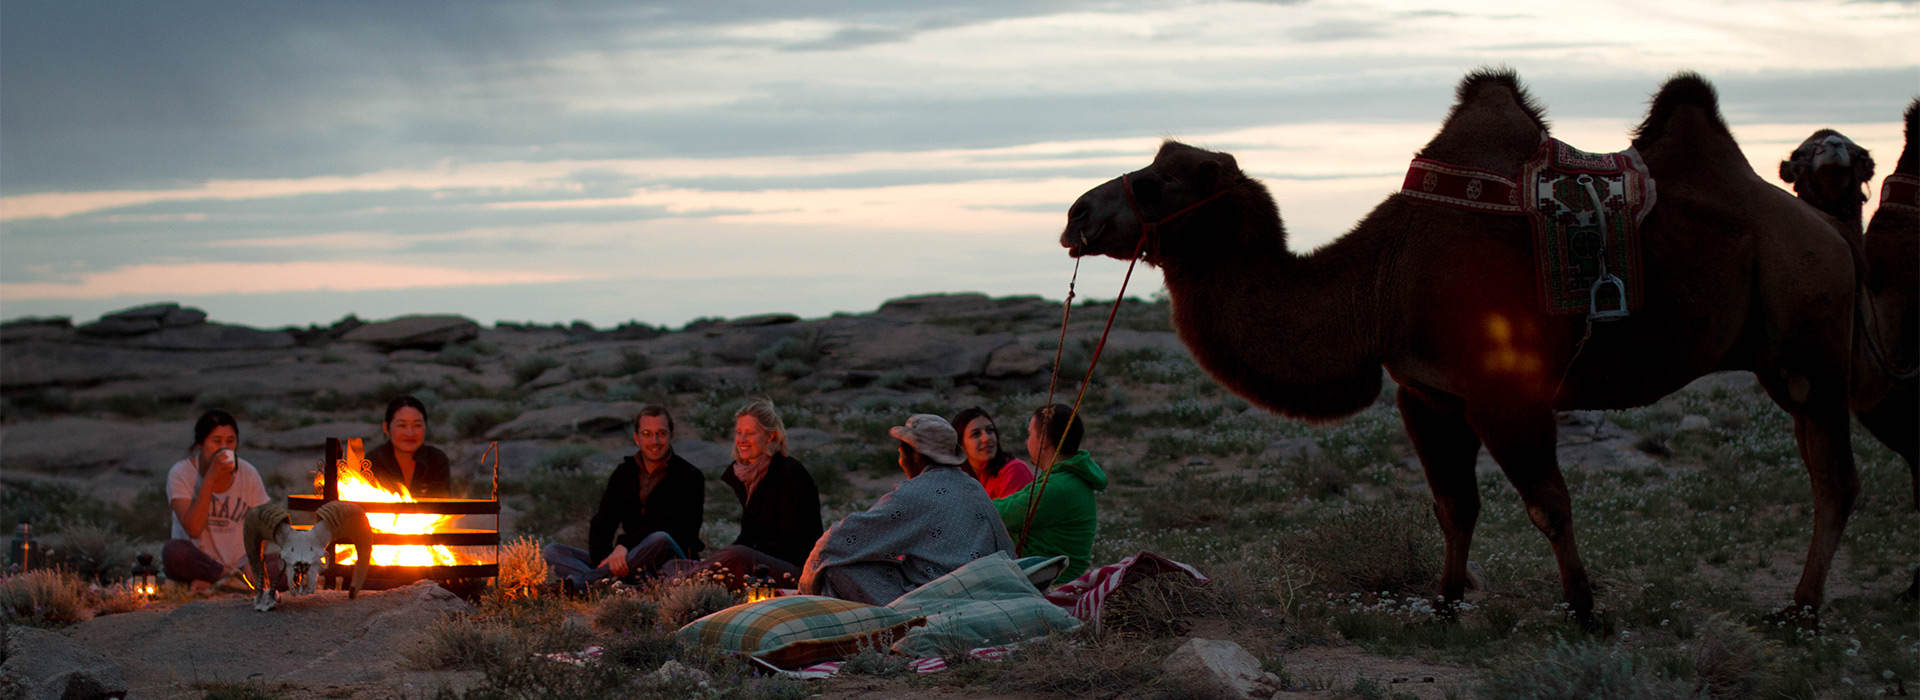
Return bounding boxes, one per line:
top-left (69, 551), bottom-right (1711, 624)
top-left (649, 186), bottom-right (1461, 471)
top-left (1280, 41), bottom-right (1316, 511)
top-left (286, 438), bottom-right (500, 588)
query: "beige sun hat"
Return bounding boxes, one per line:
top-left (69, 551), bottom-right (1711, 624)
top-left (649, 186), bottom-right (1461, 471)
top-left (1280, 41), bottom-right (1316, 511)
top-left (888, 414), bottom-right (966, 465)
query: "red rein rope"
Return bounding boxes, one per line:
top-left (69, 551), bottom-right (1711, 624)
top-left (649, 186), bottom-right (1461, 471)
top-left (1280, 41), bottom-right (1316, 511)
top-left (1015, 173), bottom-right (1239, 552)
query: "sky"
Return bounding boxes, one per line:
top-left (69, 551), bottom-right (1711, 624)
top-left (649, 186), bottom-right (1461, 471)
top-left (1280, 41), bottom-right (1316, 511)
top-left (2, 0), bottom-right (1915, 330)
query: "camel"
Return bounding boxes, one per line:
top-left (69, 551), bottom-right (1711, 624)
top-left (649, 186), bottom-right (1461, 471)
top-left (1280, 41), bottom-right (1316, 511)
top-left (1059, 70), bottom-right (1865, 620)
top-left (1779, 116), bottom-right (1917, 502)
top-left (1857, 102), bottom-right (1919, 602)
top-left (1780, 129), bottom-right (1874, 233)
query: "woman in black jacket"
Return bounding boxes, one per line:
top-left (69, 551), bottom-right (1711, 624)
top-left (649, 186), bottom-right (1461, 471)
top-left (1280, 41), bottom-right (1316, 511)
top-left (367, 396), bottom-right (451, 498)
top-left (689, 398), bottom-right (821, 590)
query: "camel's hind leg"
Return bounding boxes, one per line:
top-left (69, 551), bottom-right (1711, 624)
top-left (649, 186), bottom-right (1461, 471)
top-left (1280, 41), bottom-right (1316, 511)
top-left (1467, 400), bottom-right (1594, 620)
top-left (1854, 384), bottom-right (1918, 503)
top-left (1758, 370), bottom-right (1860, 616)
top-left (1398, 385), bottom-right (1485, 606)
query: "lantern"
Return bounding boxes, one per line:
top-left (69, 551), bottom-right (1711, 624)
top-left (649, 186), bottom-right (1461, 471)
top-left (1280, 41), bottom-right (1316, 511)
top-left (9, 522), bottom-right (39, 572)
top-left (745, 563), bottom-right (777, 603)
top-left (130, 553), bottom-right (160, 596)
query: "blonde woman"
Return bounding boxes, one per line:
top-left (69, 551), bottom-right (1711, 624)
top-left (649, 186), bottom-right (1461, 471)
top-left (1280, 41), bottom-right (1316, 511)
top-left (683, 399), bottom-right (822, 589)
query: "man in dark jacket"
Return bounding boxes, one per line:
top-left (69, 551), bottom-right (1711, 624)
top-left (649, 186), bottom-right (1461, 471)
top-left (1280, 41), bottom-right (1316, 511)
top-left (542, 406), bottom-right (704, 591)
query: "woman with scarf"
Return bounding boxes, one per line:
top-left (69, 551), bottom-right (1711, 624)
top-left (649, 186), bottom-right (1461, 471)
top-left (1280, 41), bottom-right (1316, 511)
top-left (682, 398), bottom-right (821, 589)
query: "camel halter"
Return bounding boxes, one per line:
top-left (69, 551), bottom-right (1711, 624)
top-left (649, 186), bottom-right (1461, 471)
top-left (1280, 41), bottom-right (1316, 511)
top-left (1017, 173), bottom-right (1241, 553)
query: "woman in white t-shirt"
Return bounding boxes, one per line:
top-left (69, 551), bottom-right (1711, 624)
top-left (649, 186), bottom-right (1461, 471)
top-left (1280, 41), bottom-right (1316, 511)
top-left (163, 409), bottom-right (272, 593)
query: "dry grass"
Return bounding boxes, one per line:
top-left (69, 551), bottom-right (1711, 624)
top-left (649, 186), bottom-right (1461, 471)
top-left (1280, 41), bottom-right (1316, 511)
top-left (496, 536), bottom-right (546, 601)
top-left (0, 569), bottom-right (91, 626)
top-left (653, 575), bottom-right (739, 627)
top-left (1289, 493), bottom-right (1440, 596)
top-left (1689, 613), bottom-right (1779, 700)
top-left (590, 593), bottom-right (659, 633)
top-left (1102, 572), bottom-right (1238, 639)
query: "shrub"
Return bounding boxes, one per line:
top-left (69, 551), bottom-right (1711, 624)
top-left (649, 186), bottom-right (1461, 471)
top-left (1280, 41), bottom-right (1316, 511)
top-left (91, 583), bottom-right (148, 616)
top-left (1690, 613), bottom-right (1778, 700)
top-left (607, 349), bottom-right (651, 377)
top-left (1477, 638), bottom-right (1702, 700)
top-left (496, 536), bottom-right (548, 600)
top-left (0, 569), bottom-right (91, 627)
top-left (1102, 572), bottom-right (1235, 639)
top-left (592, 594), bottom-right (660, 633)
top-left (436, 343), bottom-right (485, 371)
top-left (1290, 494), bottom-right (1440, 596)
top-left (536, 444), bottom-right (600, 471)
top-left (49, 523), bottom-right (136, 584)
top-left (448, 403), bottom-right (519, 440)
top-left (655, 576), bottom-right (739, 627)
top-left (512, 468), bottom-right (606, 538)
top-left (410, 615), bottom-right (530, 670)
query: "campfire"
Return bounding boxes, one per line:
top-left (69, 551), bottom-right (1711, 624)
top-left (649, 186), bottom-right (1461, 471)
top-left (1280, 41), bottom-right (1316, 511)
top-left (287, 438), bottom-right (500, 588)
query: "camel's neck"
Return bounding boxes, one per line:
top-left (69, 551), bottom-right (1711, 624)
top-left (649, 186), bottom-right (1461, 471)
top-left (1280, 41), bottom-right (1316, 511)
top-left (1158, 201), bottom-right (1394, 421)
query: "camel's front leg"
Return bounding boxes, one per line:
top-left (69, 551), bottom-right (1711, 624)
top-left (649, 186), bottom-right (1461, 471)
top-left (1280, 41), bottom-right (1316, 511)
top-left (1756, 366), bottom-right (1861, 617)
top-left (1398, 385), bottom-right (1485, 607)
top-left (1469, 400), bottom-right (1594, 622)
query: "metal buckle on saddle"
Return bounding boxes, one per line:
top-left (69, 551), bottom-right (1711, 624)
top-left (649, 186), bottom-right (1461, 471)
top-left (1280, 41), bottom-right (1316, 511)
top-left (1577, 174), bottom-right (1630, 322)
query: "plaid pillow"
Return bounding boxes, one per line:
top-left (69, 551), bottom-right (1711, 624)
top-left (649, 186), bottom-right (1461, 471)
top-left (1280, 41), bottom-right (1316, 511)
top-left (888, 552), bottom-right (1082, 658)
top-left (674, 596), bottom-right (925, 668)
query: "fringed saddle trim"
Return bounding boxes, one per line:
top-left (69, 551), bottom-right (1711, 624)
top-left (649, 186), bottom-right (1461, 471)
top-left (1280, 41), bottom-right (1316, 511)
top-left (1880, 173), bottom-right (1920, 214)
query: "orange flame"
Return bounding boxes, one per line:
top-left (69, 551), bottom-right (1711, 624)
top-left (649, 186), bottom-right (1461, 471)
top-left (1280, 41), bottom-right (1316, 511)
top-left (329, 463), bottom-right (465, 567)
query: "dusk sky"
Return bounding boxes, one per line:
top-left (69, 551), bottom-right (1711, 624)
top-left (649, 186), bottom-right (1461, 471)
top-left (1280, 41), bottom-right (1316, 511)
top-left (2, 1), bottom-right (1914, 329)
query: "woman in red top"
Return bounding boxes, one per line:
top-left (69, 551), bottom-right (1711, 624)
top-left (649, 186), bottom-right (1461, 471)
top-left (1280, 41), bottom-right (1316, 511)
top-left (950, 407), bottom-right (1036, 500)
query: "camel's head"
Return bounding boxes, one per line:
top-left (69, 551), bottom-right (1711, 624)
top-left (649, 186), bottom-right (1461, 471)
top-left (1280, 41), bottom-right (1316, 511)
top-left (1780, 129), bottom-right (1873, 216)
top-left (1062, 141), bottom-right (1254, 263)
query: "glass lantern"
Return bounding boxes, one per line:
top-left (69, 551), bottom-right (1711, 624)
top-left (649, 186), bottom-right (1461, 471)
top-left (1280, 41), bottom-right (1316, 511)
top-left (130, 552), bottom-right (160, 596)
top-left (746, 563), bottom-right (776, 603)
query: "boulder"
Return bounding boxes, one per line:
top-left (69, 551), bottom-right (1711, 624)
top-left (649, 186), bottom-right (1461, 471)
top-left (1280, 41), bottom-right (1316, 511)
top-left (982, 343), bottom-right (1051, 378)
top-left (160, 306), bottom-right (208, 327)
top-left (101, 302), bottom-right (181, 322)
top-left (874, 293), bottom-right (997, 319)
top-left (525, 364), bottom-right (574, 390)
top-left (339, 315), bottom-right (479, 350)
top-left (818, 326), bottom-right (1008, 380)
top-left (634, 366), bottom-right (754, 393)
top-left (672, 440), bottom-right (731, 473)
top-left (785, 427), bottom-right (843, 455)
top-left (1678, 414), bottom-right (1711, 432)
top-left (0, 626), bottom-right (129, 700)
top-left (117, 323), bottom-right (294, 350)
top-left (1160, 638), bottom-right (1278, 700)
top-left (485, 402), bottom-right (643, 440)
top-left (74, 316), bottom-right (161, 337)
top-left (247, 422), bottom-right (383, 451)
top-left (722, 313), bottom-right (799, 327)
top-left (0, 418), bottom-right (193, 473)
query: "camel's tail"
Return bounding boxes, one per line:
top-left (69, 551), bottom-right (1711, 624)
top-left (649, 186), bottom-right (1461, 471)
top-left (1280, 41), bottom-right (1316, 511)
top-left (242, 503), bottom-right (291, 593)
top-left (316, 501), bottom-right (373, 598)
top-left (1632, 72), bottom-right (1729, 146)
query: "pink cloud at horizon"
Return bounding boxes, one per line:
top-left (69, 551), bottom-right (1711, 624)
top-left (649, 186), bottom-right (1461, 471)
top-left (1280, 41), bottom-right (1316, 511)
top-left (0, 261), bottom-right (589, 300)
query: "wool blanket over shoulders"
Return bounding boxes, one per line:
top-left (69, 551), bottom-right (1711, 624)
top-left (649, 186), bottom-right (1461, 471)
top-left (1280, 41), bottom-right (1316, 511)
top-left (800, 466), bottom-right (1016, 604)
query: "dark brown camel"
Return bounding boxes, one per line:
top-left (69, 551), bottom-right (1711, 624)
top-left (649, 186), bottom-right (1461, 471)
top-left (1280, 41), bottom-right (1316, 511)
top-left (1780, 129), bottom-right (1874, 233)
top-left (1060, 70), bottom-right (1862, 619)
top-left (1857, 100), bottom-right (1920, 599)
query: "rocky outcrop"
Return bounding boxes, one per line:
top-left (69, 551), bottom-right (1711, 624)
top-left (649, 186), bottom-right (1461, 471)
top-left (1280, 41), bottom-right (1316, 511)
top-left (1, 625), bottom-right (129, 700)
top-left (339, 315), bottom-right (480, 350)
top-left (485, 402), bottom-right (644, 440)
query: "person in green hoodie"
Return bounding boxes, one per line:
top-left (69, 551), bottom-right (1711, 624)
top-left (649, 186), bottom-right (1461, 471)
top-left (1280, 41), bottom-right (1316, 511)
top-left (994, 402), bottom-right (1108, 583)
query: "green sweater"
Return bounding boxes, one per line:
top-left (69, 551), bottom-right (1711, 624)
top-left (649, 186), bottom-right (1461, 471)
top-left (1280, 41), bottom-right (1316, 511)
top-left (994, 450), bottom-right (1108, 583)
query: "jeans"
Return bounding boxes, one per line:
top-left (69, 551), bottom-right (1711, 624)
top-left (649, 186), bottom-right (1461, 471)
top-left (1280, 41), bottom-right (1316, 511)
top-left (542, 531), bottom-right (685, 585)
top-left (163, 539), bottom-right (283, 589)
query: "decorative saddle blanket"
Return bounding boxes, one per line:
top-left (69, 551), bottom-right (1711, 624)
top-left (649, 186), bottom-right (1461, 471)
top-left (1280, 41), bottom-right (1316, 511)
top-left (1402, 138), bottom-right (1658, 316)
top-left (1880, 172), bottom-right (1920, 214)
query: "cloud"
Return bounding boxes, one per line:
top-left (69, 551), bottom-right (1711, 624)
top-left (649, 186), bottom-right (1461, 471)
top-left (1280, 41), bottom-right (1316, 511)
top-left (0, 261), bottom-right (590, 300)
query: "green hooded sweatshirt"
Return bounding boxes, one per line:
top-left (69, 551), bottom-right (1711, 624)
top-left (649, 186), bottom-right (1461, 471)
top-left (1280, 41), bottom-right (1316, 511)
top-left (993, 449), bottom-right (1108, 583)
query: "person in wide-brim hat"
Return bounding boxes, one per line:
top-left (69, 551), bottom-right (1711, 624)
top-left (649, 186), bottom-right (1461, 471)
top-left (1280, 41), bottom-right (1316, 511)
top-left (798, 414), bottom-right (1017, 605)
